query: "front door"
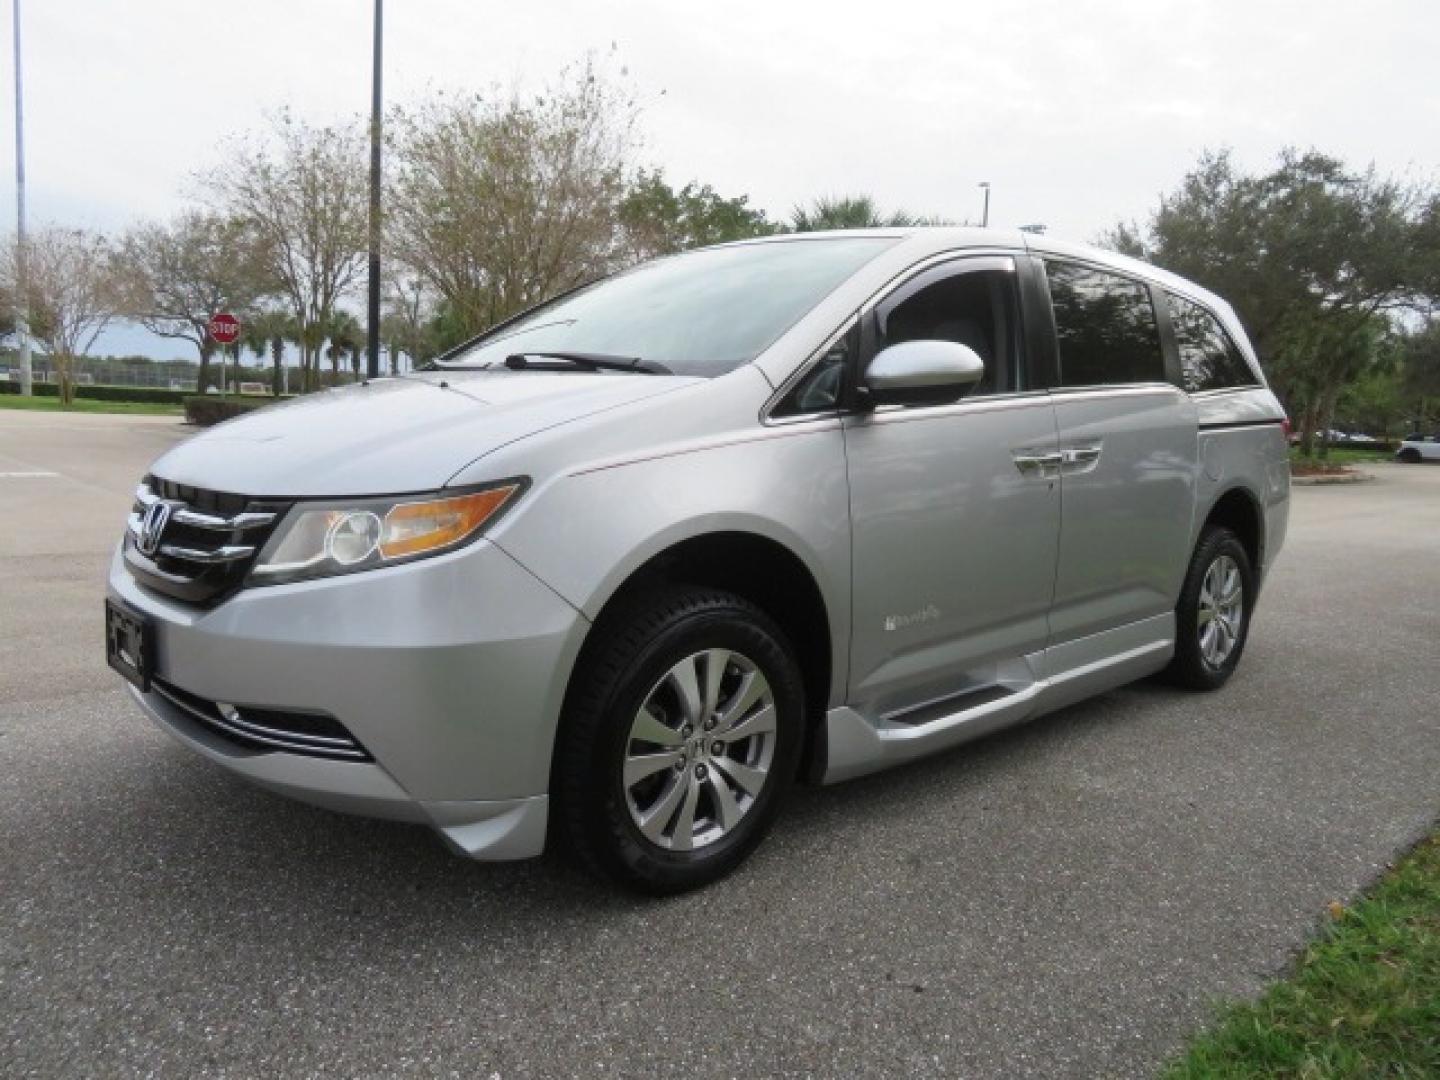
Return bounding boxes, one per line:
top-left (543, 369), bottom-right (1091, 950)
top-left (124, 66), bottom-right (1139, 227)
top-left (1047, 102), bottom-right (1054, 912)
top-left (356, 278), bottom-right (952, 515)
top-left (845, 255), bottom-right (1061, 719)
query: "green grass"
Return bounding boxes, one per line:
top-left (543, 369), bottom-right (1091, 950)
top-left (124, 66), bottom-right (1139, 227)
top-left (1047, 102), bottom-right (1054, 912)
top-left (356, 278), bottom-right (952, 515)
top-left (0, 394), bottom-right (183, 416)
top-left (1165, 832), bottom-right (1440, 1078)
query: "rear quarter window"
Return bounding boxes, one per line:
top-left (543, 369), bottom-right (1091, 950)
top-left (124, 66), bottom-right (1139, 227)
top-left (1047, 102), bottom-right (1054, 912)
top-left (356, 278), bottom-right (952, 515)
top-left (1166, 292), bottom-right (1257, 392)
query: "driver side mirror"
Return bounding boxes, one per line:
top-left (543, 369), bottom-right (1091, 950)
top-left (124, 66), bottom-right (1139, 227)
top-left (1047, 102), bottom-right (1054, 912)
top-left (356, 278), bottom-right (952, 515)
top-left (860, 340), bottom-right (985, 408)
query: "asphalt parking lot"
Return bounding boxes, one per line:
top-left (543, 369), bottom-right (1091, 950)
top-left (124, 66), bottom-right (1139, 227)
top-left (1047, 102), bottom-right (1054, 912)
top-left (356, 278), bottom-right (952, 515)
top-left (3, 410), bottom-right (1438, 1078)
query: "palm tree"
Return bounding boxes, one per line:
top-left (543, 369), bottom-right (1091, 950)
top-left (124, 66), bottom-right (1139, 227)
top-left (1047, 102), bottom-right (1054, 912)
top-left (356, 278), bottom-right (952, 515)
top-left (299, 320), bottom-right (326, 392)
top-left (323, 312), bottom-right (364, 384)
top-left (245, 309), bottom-right (298, 396)
top-left (789, 195), bottom-right (953, 233)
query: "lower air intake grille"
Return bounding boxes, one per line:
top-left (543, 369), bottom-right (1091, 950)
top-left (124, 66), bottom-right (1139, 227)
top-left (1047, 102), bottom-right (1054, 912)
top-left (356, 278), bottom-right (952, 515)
top-left (151, 679), bottom-right (372, 762)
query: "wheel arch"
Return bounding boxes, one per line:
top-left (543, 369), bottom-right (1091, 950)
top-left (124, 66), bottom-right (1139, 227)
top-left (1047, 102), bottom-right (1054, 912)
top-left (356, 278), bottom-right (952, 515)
top-left (1200, 484), bottom-right (1265, 576)
top-left (554, 528), bottom-right (838, 788)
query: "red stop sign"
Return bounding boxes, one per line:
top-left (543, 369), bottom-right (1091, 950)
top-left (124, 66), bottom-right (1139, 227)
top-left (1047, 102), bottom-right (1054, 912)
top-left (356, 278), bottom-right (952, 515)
top-left (208, 312), bottom-right (241, 345)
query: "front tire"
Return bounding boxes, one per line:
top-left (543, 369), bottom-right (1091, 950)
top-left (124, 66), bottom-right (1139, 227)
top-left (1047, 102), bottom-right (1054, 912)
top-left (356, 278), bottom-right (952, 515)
top-left (1398, 447), bottom-right (1422, 464)
top-left (554, 585), bottom-right (804, 894)
top-left (1165, 526), bottom-right (1255, 691)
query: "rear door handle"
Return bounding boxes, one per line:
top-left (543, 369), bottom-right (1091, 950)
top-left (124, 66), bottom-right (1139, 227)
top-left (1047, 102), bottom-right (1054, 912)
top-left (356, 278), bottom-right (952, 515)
top-left (1060, 444), bottom-right (1103, 471)
top-left (1012, 450), bottom-right (1063, 477)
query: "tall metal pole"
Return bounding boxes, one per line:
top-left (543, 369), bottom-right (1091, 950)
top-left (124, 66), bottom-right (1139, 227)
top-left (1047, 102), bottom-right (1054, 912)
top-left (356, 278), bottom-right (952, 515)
top-left (365, 0), bottom-right (382, 380)
top-left (11, 0), bottom-right (32, 396)
top-left (979, 181), bottom-right (991, 228)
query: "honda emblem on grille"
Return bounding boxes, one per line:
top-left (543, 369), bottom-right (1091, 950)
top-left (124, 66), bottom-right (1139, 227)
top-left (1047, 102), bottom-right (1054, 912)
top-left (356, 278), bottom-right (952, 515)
top-left (137, 501), bottom-right (173, 557)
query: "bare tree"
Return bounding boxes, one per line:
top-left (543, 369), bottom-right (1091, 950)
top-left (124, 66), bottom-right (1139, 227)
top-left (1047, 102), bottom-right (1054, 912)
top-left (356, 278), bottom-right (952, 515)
top-left (386, 58), bottom-right (636, 340)
top-left (203, 112), bottom-right (368, 391)
top-left (380, 268), bottom-right (438, 374)
top-left (2, 226), bottom-right (119, 404)
top-left (118, 211), bottom-right (270, 392)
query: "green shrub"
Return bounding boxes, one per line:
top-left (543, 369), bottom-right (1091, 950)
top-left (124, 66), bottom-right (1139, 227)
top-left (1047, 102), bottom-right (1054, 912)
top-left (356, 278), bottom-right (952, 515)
top-left (183, 395), bottom-right (273, 426)
top-left (79, 384), bottom-right (192, 404)
top-left (0, 381), bottom-right (191, 404)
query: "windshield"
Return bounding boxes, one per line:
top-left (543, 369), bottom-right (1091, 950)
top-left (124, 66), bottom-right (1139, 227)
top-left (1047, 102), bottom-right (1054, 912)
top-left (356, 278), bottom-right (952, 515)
top-left (439, 237), bottom-right (897, 378)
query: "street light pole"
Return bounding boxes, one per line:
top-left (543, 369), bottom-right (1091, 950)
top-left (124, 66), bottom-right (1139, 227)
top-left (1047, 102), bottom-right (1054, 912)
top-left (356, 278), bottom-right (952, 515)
top-left (978, 181), bottom-right (991, 228)
top-left (11, 0), bottom-right (33, 396)
top-left (364, 0), bottom-right (383, 380)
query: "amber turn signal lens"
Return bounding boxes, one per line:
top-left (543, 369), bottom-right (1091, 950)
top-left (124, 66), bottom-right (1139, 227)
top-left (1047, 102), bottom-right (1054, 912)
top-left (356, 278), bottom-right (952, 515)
top-left (378, 486), bottom-right (520, 559)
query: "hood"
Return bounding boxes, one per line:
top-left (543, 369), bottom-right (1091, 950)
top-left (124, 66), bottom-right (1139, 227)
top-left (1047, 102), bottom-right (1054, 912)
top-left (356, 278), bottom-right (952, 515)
top-left (149, 371), bottom-right (700, 497)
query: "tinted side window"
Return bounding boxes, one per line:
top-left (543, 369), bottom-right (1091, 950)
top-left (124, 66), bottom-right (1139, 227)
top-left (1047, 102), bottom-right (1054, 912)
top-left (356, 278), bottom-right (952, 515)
top-left (873, 260), bottom-right (1022, 397)
top-left (1045, 261), bottom-right (1164, 387)
top-left (1166, 292), bottom-right (1256, 392)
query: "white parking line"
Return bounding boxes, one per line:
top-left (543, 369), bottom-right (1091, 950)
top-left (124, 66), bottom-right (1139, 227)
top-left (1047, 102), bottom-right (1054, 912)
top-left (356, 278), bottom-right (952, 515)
top-left (0, 470), bottom-right (60, 478)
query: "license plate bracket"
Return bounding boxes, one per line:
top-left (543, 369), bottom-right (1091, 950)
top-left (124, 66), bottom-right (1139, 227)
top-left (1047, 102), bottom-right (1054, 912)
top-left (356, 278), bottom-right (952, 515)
top-left (105, 599), bottom-right (154, 691)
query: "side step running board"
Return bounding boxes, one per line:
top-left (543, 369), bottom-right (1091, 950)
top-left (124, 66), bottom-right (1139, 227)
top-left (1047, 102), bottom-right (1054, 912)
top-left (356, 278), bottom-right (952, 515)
top-left (822, 616), bottom-right (1177, 784)
top-left (883, 682), bottom-right (1019, 727)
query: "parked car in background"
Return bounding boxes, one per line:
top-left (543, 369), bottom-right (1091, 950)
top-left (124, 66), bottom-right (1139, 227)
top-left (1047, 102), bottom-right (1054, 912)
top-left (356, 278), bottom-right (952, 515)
top-left (106, 229), bottom-right (1291, 892)
top-left (1397, 433), bottom-right (1440, 463)
top-left (1339, 433), bottom-right (1389, 450)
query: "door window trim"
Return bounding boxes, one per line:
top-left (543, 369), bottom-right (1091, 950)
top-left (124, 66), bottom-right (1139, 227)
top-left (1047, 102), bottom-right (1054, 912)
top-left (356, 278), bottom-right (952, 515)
top-left (766, 250), bottom-right (1036, 426)
top-left (858, 254), bottom-right (1026, 405)
top-left (762, 247), bottom-right (1034, 424)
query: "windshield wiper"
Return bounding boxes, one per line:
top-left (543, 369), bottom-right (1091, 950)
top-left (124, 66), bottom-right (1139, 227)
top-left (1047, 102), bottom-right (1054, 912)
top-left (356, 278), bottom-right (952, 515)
top-left (503, 351), bottom-right (672, 375)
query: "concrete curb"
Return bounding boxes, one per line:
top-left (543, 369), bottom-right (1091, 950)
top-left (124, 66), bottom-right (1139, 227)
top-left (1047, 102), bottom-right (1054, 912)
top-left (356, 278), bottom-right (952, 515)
top-left (1290, 469), bottom-right (1376, 486)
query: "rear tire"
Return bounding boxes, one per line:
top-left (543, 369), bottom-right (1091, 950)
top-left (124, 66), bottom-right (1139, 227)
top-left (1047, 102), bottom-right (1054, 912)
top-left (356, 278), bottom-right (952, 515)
top-left (1398, 447), bottom-right (1422, 464)
top-left (554, 585), bottom-right (804, 894)
top-left (1165, 526), bottom-right (1255, 691)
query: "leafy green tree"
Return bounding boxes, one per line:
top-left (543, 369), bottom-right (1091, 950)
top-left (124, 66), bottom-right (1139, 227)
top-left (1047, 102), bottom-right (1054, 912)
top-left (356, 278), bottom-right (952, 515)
top-left (619, 170), bottom-right (777, 259)
top-left (1104, 149), bottom-right (1437, 452)
top-left (1336, 362), bottom-right (1405, 442)
top-left (1274, 310), bottom-right (1391, 456)
top-left (421, 299), bottom-right (478, 357)
top-left (1400, 321), bottom-right (1440, 430)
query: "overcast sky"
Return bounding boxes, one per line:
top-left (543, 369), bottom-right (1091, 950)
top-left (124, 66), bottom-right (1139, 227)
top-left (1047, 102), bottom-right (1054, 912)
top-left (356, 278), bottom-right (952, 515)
top-left (3, 0), bottom-right (1437, 359)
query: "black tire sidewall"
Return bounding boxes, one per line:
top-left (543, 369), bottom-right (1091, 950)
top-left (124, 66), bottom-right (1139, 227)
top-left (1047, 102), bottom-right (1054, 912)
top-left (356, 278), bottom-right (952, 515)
top-left (559, 588), bottom-right (805, 893)
top-left (1168, 528), bottom-right (1255, 691)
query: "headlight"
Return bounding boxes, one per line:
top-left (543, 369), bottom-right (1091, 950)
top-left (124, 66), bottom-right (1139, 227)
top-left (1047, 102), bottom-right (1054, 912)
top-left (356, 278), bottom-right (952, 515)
top-left (248, 480), bottom-right (526, 585)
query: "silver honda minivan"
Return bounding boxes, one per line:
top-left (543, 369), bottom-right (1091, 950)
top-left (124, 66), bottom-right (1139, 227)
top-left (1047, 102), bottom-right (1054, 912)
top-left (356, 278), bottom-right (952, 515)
top-left (107, 229), bottom-right (1290, 892)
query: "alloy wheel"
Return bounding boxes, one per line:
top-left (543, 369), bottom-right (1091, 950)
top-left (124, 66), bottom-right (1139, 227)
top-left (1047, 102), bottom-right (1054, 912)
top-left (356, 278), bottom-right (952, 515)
top-left (623, 649), bottom-right (777, 851)
top-left (1197, 554), bottom-right (1244, 668)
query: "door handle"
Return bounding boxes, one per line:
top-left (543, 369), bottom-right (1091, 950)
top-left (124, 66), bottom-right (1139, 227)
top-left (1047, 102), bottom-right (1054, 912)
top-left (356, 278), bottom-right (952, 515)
top-left (1011, 450), bottom-right (1063, 477)
top-left (1060, 444), bottom-right (1103, 470)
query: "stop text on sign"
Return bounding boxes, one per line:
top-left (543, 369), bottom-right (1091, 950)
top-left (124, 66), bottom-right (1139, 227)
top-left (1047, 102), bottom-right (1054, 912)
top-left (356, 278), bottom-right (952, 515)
top-left (208, 313), bottom-right (241, 345)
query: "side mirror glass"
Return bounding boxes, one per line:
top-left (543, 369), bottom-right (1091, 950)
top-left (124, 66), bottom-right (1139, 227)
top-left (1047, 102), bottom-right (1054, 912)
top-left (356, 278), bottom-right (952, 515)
top-left (862, 340), bottom-right (985, 408)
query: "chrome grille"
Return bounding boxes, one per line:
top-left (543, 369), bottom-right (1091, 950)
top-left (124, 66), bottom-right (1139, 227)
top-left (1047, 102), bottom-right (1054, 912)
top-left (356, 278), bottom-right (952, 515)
top-left (124, 478), bottom-right (291, 605)
top-left (150, 679), bottom-right (372, 761)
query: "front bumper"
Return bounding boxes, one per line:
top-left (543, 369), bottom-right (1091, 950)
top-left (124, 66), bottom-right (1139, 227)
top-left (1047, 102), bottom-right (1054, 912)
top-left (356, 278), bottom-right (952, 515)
top-left (108, 537), bottom-right (590, 860)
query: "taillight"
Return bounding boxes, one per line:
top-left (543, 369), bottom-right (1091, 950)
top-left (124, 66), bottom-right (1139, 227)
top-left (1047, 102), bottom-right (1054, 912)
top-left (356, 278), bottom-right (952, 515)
top-left (1281, 416), bottom-right (1292, 439)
